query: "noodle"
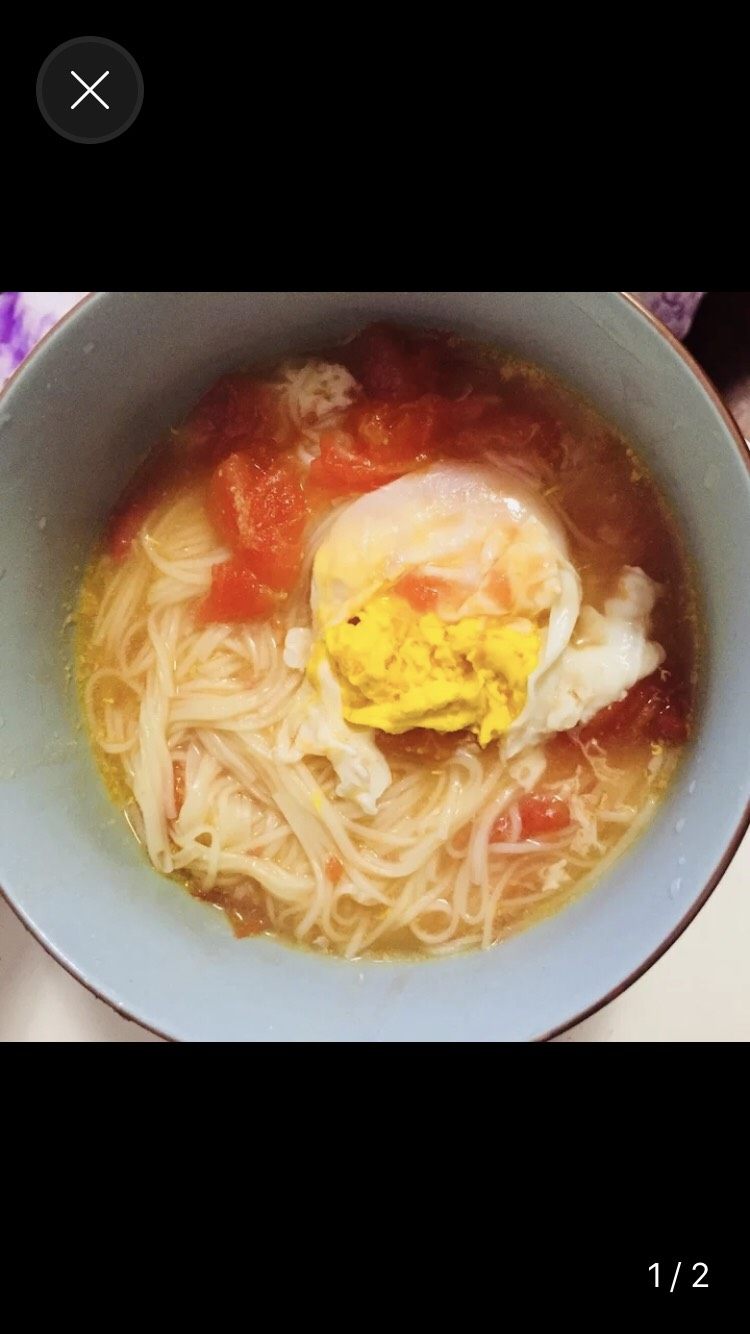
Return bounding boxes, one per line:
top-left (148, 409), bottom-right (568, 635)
top-left (76, 333), bottom-right (695, 959)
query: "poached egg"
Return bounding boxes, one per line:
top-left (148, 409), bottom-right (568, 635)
top-left (278, 461), bottom-right (664, 812)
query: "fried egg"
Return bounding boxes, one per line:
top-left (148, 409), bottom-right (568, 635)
top-left (278, 461), bottom-right (664, 813)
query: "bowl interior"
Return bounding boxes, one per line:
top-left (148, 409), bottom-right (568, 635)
top-left (1, 291), bottom-right (748, 1041)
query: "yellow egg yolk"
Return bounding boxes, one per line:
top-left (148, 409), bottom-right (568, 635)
top-left (312, 595), bottom-right (541, 746)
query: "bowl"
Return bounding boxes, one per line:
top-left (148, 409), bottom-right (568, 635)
top-left (1, 291), bottom-right (748, 1042)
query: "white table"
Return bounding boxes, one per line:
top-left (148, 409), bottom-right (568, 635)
top-left (2, 828), bottom-right (748, 1041)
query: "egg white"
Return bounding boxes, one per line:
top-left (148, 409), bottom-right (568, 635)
top-left (278, 462), bottom-right (665, 813)
top-left (310, 460), bottom-right (578, 631)
top-left (504, 566), bottom-right (665, 757)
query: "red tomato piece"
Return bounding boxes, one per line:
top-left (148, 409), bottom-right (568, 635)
top-left (241, 534), bottom-right (303, 592)
top-left (338, 324), bottom-right (509, 402)
top-left (308, 430), bottom-right (410, 494)
top-left (325, 856), bottom-right (344, 886)
top-left (338, 323), bottom-right (442, 400)
top-left (519, 794), bottom-right (571, 836)
top-left (230, 904), bottom-right (269, 938)
top-left (578, 671), bottom-right (689, 745)
top-left (493, 795), bottom-right (571, 841)
top-left (208, 452), bottom-right (261, 547)
top-left (260, 461), bottom-right (307, 539)
top-left (175, 375), bottom-right (292, 465)
top-left (309, 398), bottom-right (438, 494)
top-left (353, 398), bottom-right (438, 459)
top-left (200, 555), bottom-right (277, 623)
top-left (208, 452), bottom-right (307, 550)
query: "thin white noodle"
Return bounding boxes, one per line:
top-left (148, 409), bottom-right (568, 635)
top-left (79, 404), bottom-right (682, 957)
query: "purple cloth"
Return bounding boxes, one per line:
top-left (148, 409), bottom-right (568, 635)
top-left (0, 291), bottom-right (88, 386)
top-left (0, 292), bottom-right (706, 389)
top-left (632, 292), bottom-right (705, 341)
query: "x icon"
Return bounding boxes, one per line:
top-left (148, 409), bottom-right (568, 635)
top-left (70, 69), bottom-right (110, 110)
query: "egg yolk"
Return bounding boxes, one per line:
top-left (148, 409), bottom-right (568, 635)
top-left (314, 595), bottom-right (541, 745)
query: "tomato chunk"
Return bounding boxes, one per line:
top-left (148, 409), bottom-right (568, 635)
top-left (337, 323), bottom-right (508, 402)
top-left (519, 794), bottom-right (571, 836)
top-left (175, 375), bottom-right (292, 465)
top-left (309, 399), bottom-right (437, 494)
top-left (353, 399), bottom-right (437, 458)
top-left (338, 323), bottom-right (443, 400)
top-left (108, 377), bottom-right (296, 561)
top-left (230, 904), bottom-right (269, 939)
top-left (208, 451), bottom-right (307, 550)
top-left (200, 554), bottom-right (276, 623)
top-left (493, 795), bottom-right (571, 841)
top-left (325, 856), bottom-right (344, 886)
top-left (579, 671), bottom-right (689, 745)
top-left (203, 447), bottom-right (308, 615)
top-left (240, 535), bottom-right (303, 592)
top-left (308, 430), bottom-right (404, 494)
top-left (202, 891), bottom-right (269, 939)
top-left (308, 389), bottom-right (562, 494)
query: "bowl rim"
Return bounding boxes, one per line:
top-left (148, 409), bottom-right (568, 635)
top-left (1, 290), bottom-right (748, 1044)
top-left (543, 291), bottom-right (750, 1039)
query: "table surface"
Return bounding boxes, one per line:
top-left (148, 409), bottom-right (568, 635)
top-left (2, 293), bottom-right (749, 1042)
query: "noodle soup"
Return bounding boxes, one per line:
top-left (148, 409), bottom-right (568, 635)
top-left (77, 324), bottom-right (697, 958)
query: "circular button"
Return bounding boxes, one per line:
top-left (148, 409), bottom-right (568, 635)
top-left (37, 37), bottom-right (143, 144)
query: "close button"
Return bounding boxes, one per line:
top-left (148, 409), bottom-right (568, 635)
top-left (37, 37), bottom-right (143, 144)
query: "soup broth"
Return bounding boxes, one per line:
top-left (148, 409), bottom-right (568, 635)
top-left (77, 324), bottom-right (697, 957)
